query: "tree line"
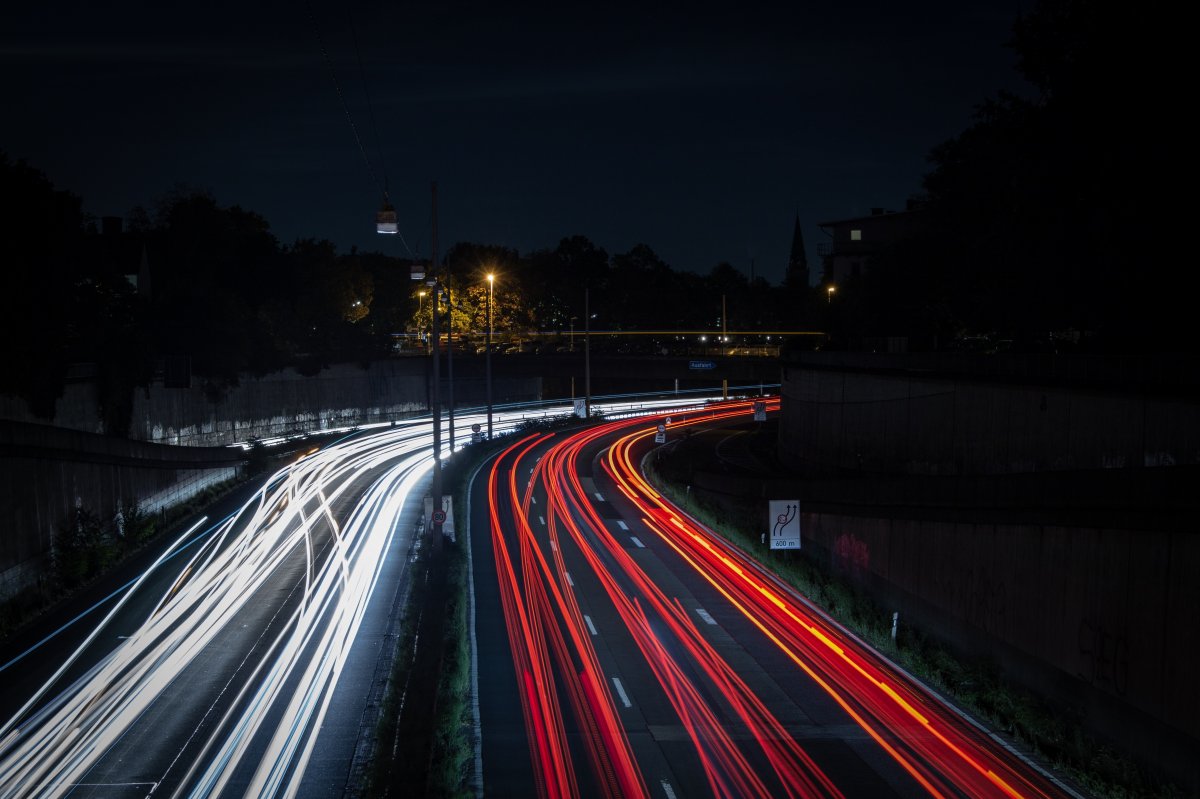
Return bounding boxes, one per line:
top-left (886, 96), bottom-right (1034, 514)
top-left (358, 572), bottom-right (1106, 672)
top-left (825, 0), bottom-right (1177, 353)
top-left (0, 158), bottom-right (817, 434)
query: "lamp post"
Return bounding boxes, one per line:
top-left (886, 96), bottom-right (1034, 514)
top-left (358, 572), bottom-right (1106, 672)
top-left (584, 287), bottom-right (591, 419)
top-left (486, 273), bottom-right (494, 440)
top-left (827, 285), bottom-right (836, 304)
top-left (428, 184), bottom-right (442, 525)
top-left (447, 284), bottom-right (456, 452)
top-left (418, 290), bottom-right (427, 351)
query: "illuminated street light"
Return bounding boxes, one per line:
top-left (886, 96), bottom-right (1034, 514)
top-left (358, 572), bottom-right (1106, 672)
top-left (486, 272), bottom-right (494, 441)
top-left (827, 285), bottom-right (837, 304)
top-left (417, 290), bottom-right (427, 349)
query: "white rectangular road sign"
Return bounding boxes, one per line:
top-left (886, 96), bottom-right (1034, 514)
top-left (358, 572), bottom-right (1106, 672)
top-left (573, 398), bottom-right (587, 418)
top-left (768, 500), bottom-right (800, 550)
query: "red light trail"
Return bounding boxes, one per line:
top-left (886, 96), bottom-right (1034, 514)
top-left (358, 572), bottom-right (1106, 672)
top-left (484, 398), bottom-right (1071, 799)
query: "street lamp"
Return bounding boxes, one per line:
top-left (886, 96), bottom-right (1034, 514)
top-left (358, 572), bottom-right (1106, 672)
top-left (827, 285), bottom-right (837, 304)
top-left (486, 273), bottom-right (494, 440)
top-left (417, 290), bottom-right (427, 350)
top-left (446, 284), bottom-right (456, 452)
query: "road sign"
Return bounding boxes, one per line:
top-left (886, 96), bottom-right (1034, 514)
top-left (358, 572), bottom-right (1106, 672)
top-left (753, 401), bottom-right (766, 422)
top-left (573, 398), bottom-right (587, 418)
top-left (432, 509), bottom-right (447, 525)
top-left (654, 422), bottom-right (666, 443)
top-left (471, 423), bottom-right (481, 432)
top-left (689, 360), bottom-right (716, 370)
top-left (768, 500), bottom-right (800, 550)
top-left (664, 416), bottom-right (672, 425)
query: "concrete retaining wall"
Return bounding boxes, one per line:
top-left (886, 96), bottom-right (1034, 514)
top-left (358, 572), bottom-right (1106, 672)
top-left (799, 509), bottom-right (1198, 791)
top-left (779, 354), bottom-right (1200, 475)
top-left (0, 420), bottom-right (244, 599)
top-left (772, 353), bottom-right (1200, 790)
top-left (0, 357), bottom-right (544, 599)
top-left (131, 359), bottom-right (540, 447)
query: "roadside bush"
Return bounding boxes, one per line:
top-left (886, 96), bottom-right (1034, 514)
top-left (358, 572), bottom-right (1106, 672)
top-left (54, 507), bottom-right (117, 588)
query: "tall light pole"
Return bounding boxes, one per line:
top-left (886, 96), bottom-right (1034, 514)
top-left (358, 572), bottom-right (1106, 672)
top-left (827, 285), bottom-right (836, 304)
top-left (429, 183), bottom-right (442, 525)
top-left (378, 182), bottom-right (443, 534)
top-left (486, 272), bottom-right (494, 440)
top-left (447, 284), bottom-right (456, 452)
top-left (584, 287), bottom-right (591, 419)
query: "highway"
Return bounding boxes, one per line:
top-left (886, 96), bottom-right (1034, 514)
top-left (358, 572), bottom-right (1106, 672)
top-left (0, 395), bottom-right (715, 798)
top-left (0, 419), bottom-right (444, 798)
top-left (473, 398), bottom-right (1078, 799)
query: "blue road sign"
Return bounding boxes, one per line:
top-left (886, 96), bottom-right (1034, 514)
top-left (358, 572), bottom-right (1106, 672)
top-left (689, 360), bottom-right (716, 370)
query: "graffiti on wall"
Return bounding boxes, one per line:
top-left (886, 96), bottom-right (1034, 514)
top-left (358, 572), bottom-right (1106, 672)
top-left (833, 533), bottom-right (870, 578)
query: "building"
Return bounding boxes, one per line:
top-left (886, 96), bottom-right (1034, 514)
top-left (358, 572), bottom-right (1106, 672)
top-left (816, 207), bottom-right (925, 286)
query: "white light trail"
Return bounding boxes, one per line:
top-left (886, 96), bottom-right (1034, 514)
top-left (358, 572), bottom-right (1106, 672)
top-left (0, 395), bottom-right (724, 797)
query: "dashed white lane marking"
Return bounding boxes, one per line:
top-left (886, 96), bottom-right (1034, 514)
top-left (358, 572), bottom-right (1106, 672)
top-left (695, 608), bottom-right (717, 625)
top-left (630, 537), bottom-right (645, 548)
top-left (594, 492), bottom-right (605, 502)
top-left (540, 516), bottom-right (546, 526)
top-left (584, 615), bottom-right (598, 635)
top-left (611, 677), bottom-right (632, 708)
top-left (564, 571), bottom-right (574, 587)
top-left (548, 538), bottom-right (555, 550)
top-left (661, 780), bottom-right (678, 799)
top-left (531, 495), bottom-right (537, 504)
top-left (616, 520), bottom-right (628, 530)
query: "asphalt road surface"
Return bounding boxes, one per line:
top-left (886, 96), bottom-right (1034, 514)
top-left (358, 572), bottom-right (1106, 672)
top-left (0, 424), bottom-right (435, 798)
top-left (472, 398), bottom-right (1079, 799)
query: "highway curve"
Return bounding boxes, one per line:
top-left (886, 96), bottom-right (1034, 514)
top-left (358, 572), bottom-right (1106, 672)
top-left (472, 398), bottom-right (1078, 799)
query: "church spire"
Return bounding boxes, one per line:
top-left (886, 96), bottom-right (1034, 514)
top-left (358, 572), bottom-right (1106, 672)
top-left (785, 214), bottom-right (808, 290)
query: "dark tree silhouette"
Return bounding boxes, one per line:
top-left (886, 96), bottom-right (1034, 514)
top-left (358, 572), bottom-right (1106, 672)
top-left (0, 152), bottom-right (85, 418)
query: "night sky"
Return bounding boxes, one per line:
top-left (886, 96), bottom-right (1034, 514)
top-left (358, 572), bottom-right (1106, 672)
top-left (2, 1), bottom-right (1027, 285)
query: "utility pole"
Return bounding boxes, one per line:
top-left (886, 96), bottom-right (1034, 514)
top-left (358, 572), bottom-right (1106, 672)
top-left (430, 182), bottom-right (442, 531)
top-left (722, 294), bottom-right (728, 400)
top-left (584, 287), bottom-right (591, 419)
